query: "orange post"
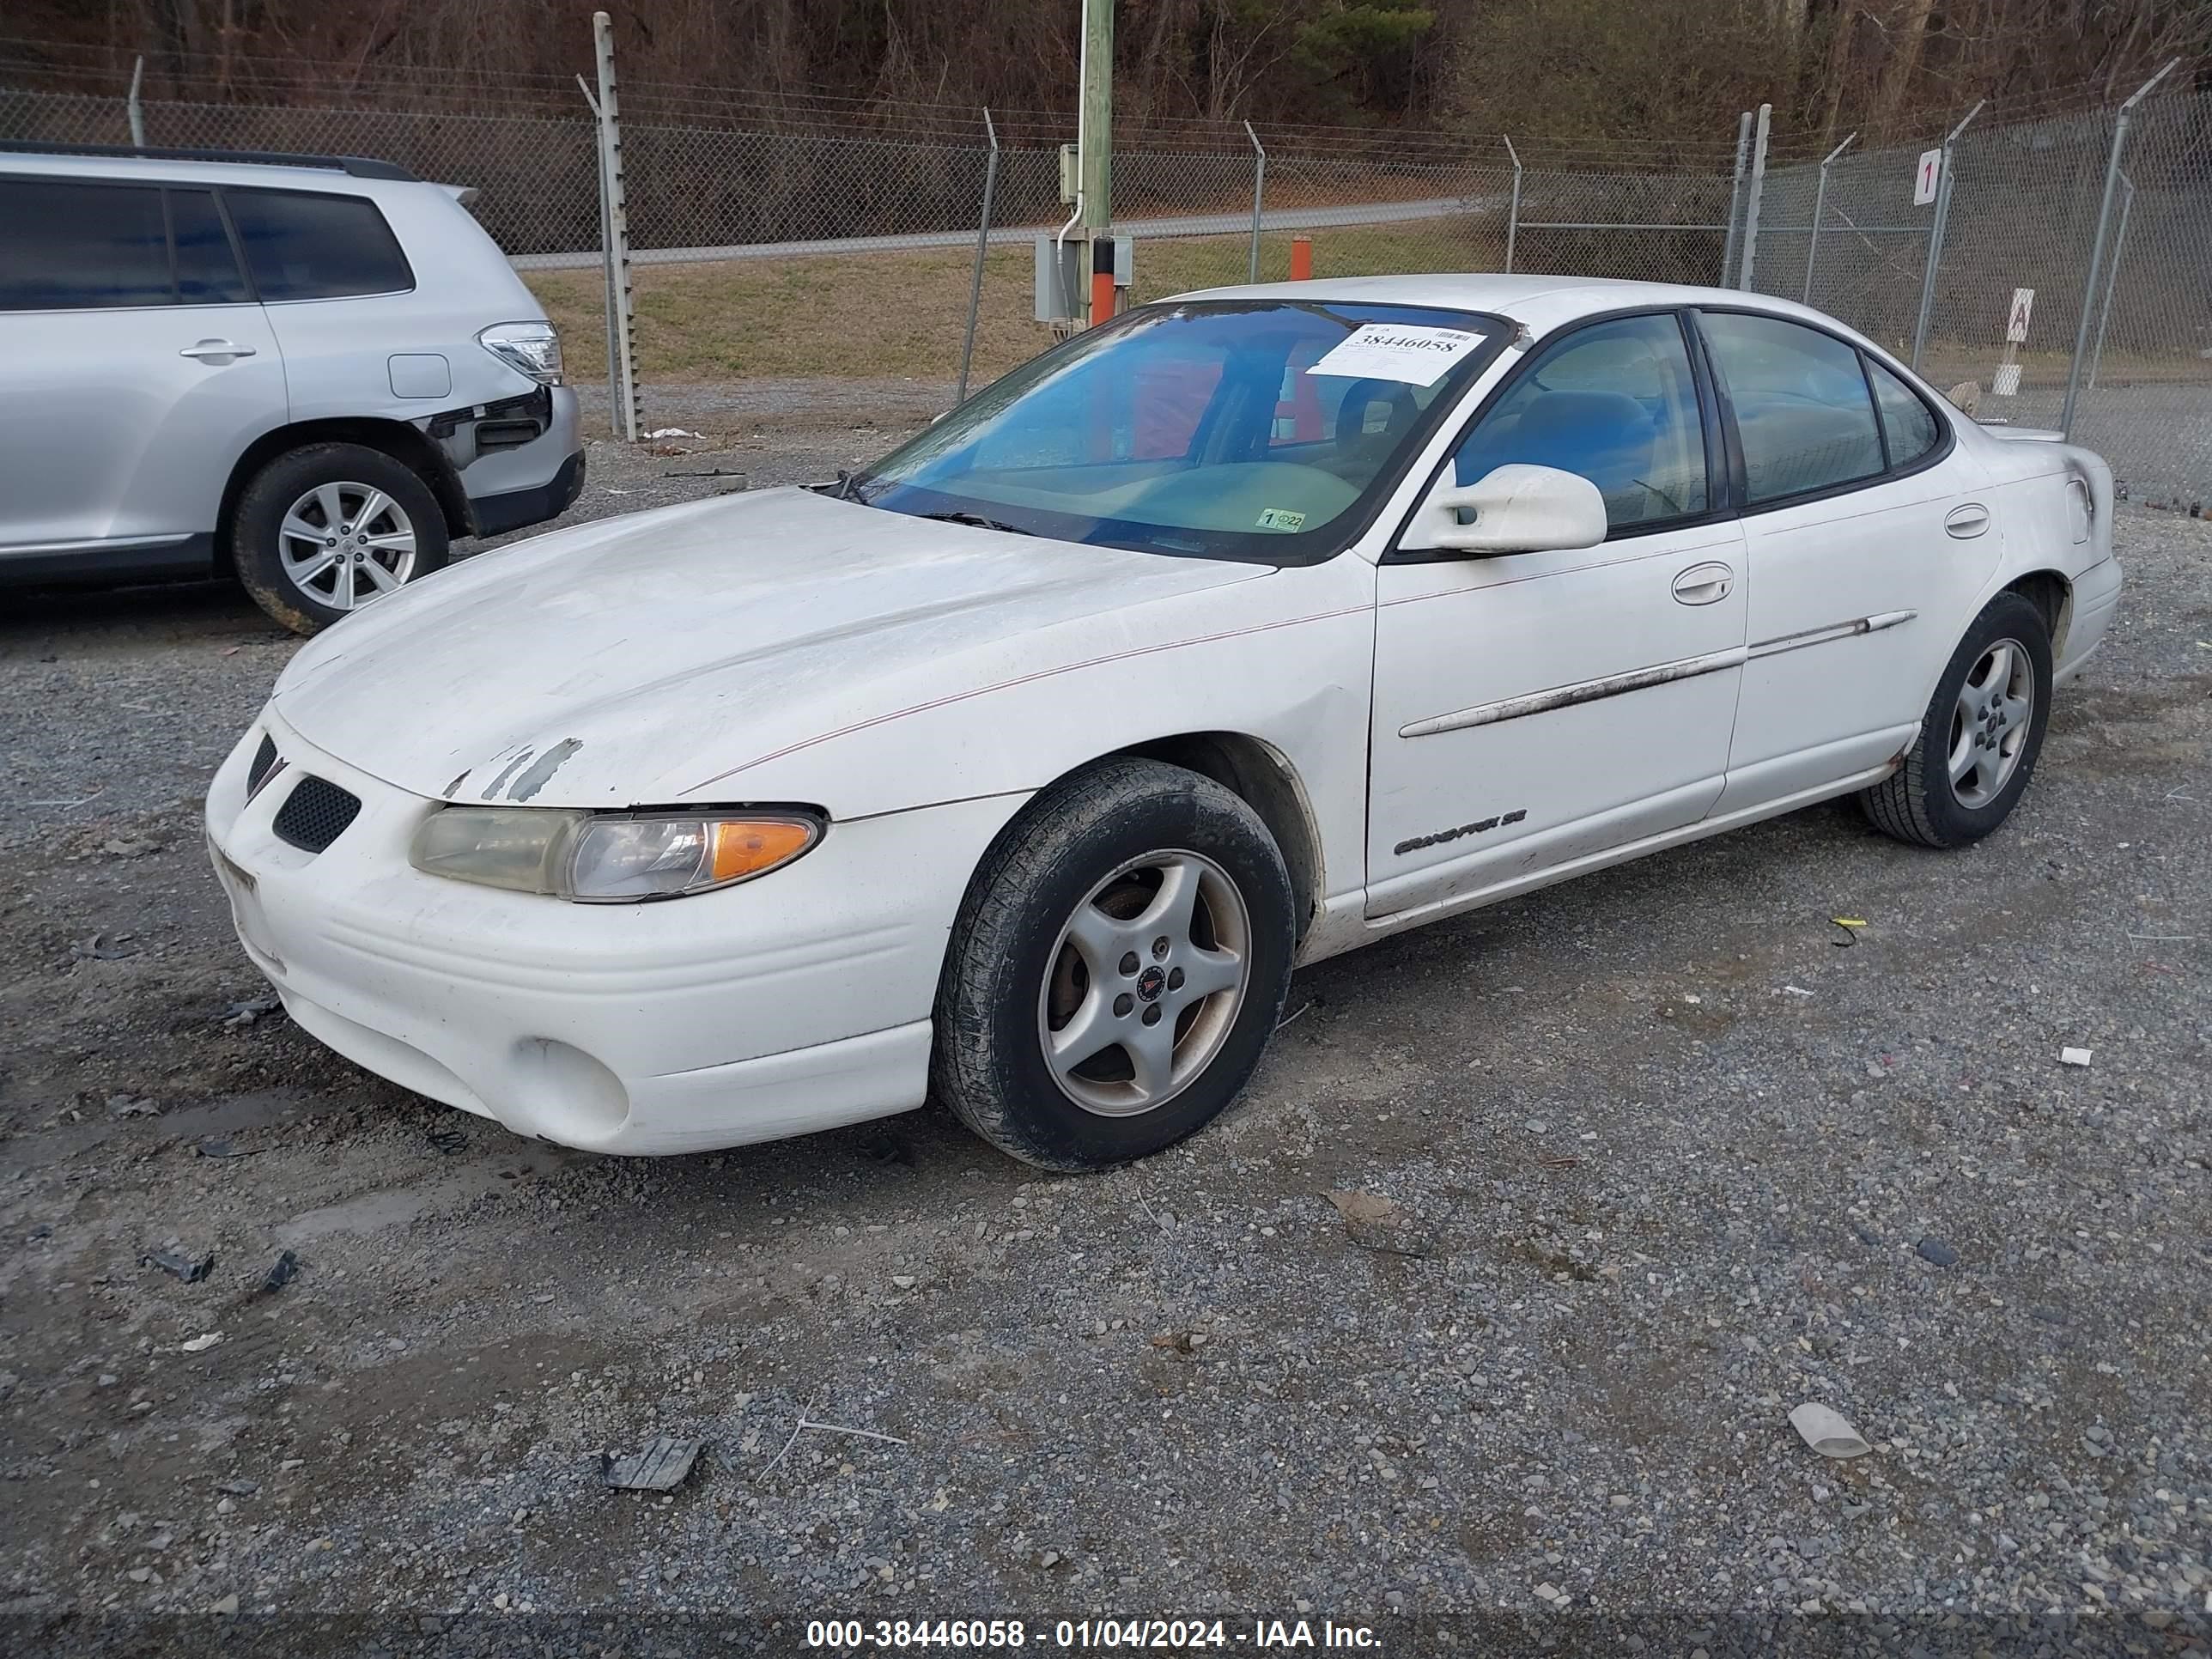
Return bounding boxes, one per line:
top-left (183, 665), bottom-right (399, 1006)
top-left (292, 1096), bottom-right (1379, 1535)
top-left (1289, 234), bottom-right (1313, 280)
top-left (1091, 266), bottom-right (1117, 326)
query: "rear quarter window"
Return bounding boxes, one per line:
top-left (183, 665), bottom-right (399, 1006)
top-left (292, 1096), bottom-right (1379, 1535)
top-left (223, 188), bottom-right (413, 301)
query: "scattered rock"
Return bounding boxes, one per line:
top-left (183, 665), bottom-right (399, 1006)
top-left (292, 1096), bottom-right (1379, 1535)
top-left (1915, 1237), bottom-right (1960, 1267)
top-left (142, 1248), bottom-right (214, 1284)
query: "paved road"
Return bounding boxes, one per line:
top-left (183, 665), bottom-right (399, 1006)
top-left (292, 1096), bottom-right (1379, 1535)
top-left (509, 195), bottom-right (1490, 272)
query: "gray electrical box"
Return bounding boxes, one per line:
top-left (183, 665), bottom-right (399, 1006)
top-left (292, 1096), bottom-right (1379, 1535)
top-left (1035, 235), bottom-right (1079, 322)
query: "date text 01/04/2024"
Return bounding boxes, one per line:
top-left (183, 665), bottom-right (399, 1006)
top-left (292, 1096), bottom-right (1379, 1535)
top-left (804, 1619), bottom-right (1382, 1650)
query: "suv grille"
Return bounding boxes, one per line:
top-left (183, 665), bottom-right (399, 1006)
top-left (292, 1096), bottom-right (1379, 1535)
top-left (246, 734), bottom-right (280, 796)
top-left (271, 775), bottom-right (362, 853)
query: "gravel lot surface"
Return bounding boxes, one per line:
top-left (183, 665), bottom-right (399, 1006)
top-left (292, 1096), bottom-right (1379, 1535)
top-left (1, 440), bottom-right (2207, 1656)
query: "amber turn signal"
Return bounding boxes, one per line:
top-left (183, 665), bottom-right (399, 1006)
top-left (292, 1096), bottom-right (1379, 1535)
top-left (707, 818), bottom-right (818, 883)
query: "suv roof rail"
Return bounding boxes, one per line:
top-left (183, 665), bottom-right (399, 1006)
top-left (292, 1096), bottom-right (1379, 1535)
top-left (0, 140), bottom-right (416, 180)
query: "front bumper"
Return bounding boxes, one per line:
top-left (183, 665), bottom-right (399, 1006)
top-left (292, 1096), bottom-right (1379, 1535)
top-left (204, 709), bottom-right (1024, 1155)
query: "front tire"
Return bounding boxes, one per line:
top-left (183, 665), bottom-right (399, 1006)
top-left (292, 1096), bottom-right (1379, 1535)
top-left (1860, 591), bottom-right (2052, 848)
top-left (932, 758), bottom-right (1297, 1171)
top-left (232, 443), bottom-right (450, 635)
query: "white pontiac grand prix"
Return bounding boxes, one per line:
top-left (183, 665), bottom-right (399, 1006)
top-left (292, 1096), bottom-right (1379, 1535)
top-left (207, 276), bottom-right (2121, 1170)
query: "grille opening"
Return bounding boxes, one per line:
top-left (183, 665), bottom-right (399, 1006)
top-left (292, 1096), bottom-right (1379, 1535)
top-left (271, 775), bottom-right (362, 853)
top-left (246, 734), bottom-right (279, 795)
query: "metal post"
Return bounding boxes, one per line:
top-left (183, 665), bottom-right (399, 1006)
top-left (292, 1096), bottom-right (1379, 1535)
top-left (592, 11), bottom-right (641, 443)
top-left (1719, 112), bottom-right (1752, 287)
top-left (1502, 135), bottom-right (1522, 274)
top-left (576, 75), bottom-right (620, 438)
top-left (1911, 99), bottom-right (1983, 372)
top-left (1737, 103), bottom-right (1771, 289)
top-left (2087, 173), bottom-right (2135, 392)
top-left (2063, 60), bottom-right (2178, 437)
top-left (1244, 121), bottom-right (1267, 283)
top-left (957, 109), bottom-right (1001, 405)
top-left (126, 55), bottom-right (145, 148)
top-left (1802, 131), bottom-right (1855, 305)
top-left (1076, 0), bottom-right (1114, 325)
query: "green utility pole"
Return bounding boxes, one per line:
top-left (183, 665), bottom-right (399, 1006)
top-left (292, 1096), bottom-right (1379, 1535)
top-left (1077, 0), bottom-right (1114, 324)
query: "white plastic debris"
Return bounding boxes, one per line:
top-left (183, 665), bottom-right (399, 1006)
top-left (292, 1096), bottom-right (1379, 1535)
top-left (179, 1333), bottom-right (222, 1353)
top-left (1789, 1402), bottom-right (1871, 1460)
top-left (2059, 1047), bottom-right (2094, 1067)
top-left (647, 428), bottom-right (702, 439)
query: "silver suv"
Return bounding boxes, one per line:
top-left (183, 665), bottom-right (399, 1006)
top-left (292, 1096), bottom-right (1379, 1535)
top-left (0, 143), bottom-right (584, 633)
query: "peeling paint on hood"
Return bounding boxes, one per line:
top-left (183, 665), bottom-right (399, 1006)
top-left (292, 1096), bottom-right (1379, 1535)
top-left (271, 487), bottom-right (1269, 809)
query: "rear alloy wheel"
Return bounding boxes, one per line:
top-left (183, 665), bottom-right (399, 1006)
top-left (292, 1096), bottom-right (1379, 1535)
top-left (1861, 590), bottom-right (2053, 848)
top-left (933, 758), bottom-right (1296, 1171)
top-left (232, 442), bottom-right (450, 635)
top-left (276, 479), bottom-right (420, 611)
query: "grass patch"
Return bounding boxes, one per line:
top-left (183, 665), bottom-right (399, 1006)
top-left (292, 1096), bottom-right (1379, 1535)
top-left (526, 219), bottom-right (1506, 386)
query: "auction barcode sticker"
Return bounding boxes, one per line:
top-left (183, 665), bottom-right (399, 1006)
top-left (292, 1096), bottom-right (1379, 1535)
top-left (1307, 323), bottom-right (1487, 386)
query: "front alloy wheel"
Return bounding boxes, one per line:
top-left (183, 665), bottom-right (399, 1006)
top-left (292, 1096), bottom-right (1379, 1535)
top-left (1039, 851), bottom-right (1251, 1117)
top-left (933, 757), bottom-right (1297, 1170)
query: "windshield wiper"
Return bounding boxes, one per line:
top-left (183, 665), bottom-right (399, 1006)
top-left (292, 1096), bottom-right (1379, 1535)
top-left (913, 509), bottom-right (1034, 537)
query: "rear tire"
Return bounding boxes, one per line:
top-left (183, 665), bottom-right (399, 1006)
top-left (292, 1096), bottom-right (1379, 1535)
top-left (232, 443), bottom-right (449, 635)
top-left (1859, 591), bottom-right (2052, 848)
top-left (932, 758), bottom-right (1297, 1172)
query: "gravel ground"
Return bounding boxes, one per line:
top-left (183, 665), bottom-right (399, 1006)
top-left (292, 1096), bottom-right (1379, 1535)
top-left (1, 446), bottom-right (2207, 1656)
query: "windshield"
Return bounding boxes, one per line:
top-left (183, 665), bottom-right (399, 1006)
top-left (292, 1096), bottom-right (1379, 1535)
top-left (848, 299), bottom-right (1510, 563)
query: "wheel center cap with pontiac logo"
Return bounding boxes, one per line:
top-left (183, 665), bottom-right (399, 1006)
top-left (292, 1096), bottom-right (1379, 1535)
top-left (1136, 965), bottom-right (1168, 1003)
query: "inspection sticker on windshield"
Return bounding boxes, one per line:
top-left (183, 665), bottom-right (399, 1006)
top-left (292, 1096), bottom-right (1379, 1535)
top-left (1307, 323), bottom-right (1487, 386)
top-left (1255, 508), bottom-right (1307, 532)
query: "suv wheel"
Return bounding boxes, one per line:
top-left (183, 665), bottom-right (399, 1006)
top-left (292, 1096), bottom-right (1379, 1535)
top-left (233, 443), bottom-right (450, 635)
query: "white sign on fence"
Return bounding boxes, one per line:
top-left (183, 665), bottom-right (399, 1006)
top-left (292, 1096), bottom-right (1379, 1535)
top-left (1915, 148), bottom-right (1942, 206)
top-left (2006, 287), bottom-right (2036, 343)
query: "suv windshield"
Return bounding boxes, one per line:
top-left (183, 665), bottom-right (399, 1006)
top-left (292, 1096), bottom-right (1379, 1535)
top-left (850, 299), bottom-right (1509, 563)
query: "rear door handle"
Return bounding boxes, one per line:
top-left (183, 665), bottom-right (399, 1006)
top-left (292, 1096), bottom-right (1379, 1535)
top-left (1671, 561), bottom-right (1735, 605)
top-left (1945, 503), bottom-right (1990, 538)
top-left (179, 339), bottom-right (257, 362)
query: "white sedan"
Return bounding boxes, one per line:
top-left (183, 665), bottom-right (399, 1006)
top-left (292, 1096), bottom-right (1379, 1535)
top-left (205, 276), bottom-right (2121, 1170)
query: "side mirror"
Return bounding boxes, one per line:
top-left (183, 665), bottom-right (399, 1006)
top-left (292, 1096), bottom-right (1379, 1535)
top-left (1402, 463), bottom-right (1607, 556)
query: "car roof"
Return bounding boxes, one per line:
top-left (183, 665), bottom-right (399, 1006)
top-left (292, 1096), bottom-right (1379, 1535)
top-left (1167, 272), bottom-right (1858, 337)
top-left (0, 147), bottom-right (422, 194)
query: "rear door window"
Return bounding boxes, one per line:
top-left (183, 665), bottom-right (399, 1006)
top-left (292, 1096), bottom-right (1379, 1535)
top-left (0, 179), bottom-right (171, 310)
top-left (1699, 311), bottom-right (1886, 503)
top-left (223, 189), bottom-right (413, 301)
top-left (166, 188), bottom-right (252, 305)
top-left (1866, 358), bottom-right (1942, 467)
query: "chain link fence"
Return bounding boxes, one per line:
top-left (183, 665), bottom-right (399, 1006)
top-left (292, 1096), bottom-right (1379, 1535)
top-left (3, 71), bottom-right (2207, 501)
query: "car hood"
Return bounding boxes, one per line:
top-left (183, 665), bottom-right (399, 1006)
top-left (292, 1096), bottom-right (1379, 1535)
top-left (272, 486), bottom-right (1270, 807)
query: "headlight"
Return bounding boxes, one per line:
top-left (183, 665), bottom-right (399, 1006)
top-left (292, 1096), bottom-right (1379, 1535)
top-left (477, 321), bottom-right (563, 386)
top-left (409, 807), bottom-right (820, 902)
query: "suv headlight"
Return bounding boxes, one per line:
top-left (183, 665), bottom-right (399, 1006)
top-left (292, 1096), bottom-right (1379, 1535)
top-left (410, 807), bottom-right (821, 902)
top-left (477, 321), bottom-right (563, 386)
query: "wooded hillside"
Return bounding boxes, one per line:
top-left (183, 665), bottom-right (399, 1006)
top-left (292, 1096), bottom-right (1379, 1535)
top-left (9, 0), bottom-right (2208, 144)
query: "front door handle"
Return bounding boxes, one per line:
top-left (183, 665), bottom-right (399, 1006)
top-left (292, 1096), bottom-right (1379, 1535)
top-left (179, 339), bottom-right (257, 362)
top-left (1671, 561), bottom-right (1735, 606)
top-left (1946, 502), bottom-right (1990, 538)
